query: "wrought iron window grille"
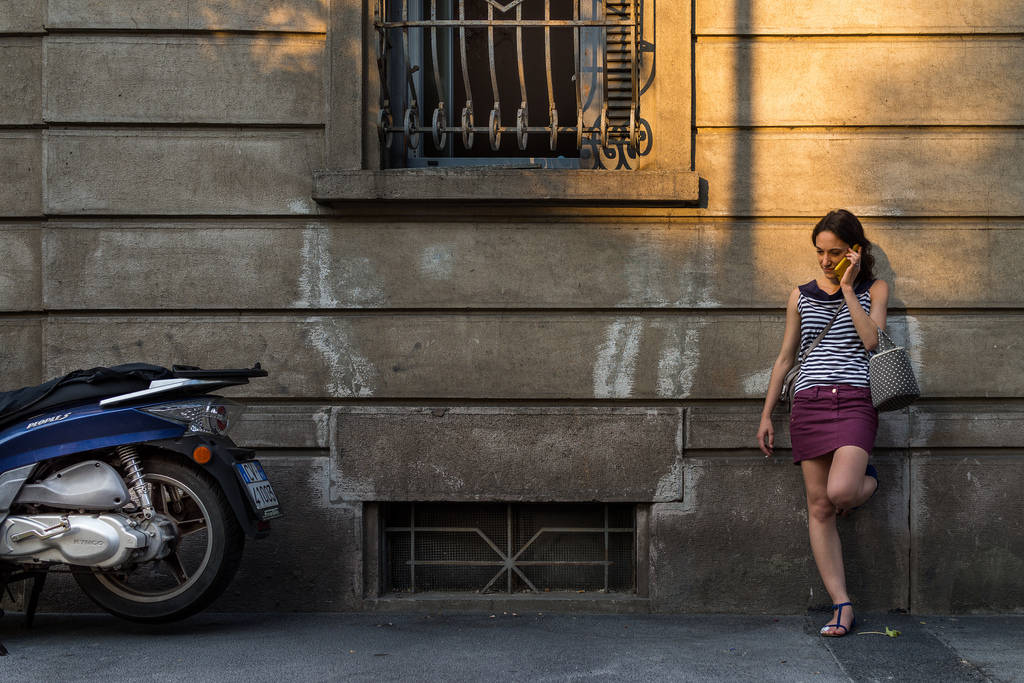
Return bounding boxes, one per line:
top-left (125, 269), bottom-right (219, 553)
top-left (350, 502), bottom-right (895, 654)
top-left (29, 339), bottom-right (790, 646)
top-left (384, 502), bottom-right (636, 594)
top-left (374, 0), bottom-right (642, 167)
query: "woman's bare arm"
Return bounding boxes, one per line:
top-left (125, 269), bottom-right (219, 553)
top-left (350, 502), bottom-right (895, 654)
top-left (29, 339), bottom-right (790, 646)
top-left (843, 279), bottom-right (888, 350)
top-left (757, 287), bottom-right (802, 455)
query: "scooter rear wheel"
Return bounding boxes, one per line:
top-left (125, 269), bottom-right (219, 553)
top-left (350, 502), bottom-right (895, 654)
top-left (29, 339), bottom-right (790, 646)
top-left (73, 455), bottom-right (244, 623)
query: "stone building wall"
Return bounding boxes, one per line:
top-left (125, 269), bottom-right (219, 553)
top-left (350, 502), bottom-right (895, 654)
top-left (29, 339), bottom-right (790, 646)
top-left (2, 1), bottom-right (1021, 614)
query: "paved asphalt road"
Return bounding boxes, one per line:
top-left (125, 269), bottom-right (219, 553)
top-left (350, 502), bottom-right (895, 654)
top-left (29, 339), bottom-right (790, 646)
top-left (1, 611), bottom-right (1021, 682)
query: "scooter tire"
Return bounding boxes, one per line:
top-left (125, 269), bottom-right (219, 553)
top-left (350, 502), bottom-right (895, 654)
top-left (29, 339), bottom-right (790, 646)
top-left (73, 454), bottom-right (245, 623)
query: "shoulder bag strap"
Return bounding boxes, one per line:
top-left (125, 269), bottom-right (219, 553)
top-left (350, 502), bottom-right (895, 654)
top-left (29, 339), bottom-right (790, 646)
top-left (796, 302), bottom-right (846, 366)
top-left (779, 300), bottom-right (847, 406)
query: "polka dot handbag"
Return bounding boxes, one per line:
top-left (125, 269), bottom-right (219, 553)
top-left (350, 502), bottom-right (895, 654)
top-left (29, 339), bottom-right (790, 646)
top-left (869, 327), bottom-right (920, 411)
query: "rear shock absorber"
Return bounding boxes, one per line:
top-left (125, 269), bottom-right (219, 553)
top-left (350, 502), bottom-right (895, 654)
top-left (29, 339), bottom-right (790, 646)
top-left (116, 445), bottom-right (154, 519)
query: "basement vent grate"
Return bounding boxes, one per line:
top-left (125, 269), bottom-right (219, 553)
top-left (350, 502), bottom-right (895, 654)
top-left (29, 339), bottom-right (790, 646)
top-left (383, 502), bottom-right (635, 594)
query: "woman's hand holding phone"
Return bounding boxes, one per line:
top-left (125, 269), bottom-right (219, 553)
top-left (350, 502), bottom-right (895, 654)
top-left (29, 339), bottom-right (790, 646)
top-left (834, 244), bottom-right (861, 283)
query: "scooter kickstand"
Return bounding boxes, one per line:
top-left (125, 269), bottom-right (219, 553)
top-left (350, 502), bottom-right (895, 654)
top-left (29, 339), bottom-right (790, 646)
top-left (25, 571), bottom-right (46, 629)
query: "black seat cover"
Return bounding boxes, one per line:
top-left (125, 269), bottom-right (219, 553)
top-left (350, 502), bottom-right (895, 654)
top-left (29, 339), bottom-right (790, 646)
top-left (0, 364), bottom-right (175, 431)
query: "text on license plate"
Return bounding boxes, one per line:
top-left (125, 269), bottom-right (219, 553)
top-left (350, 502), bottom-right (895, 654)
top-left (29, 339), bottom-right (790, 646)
top-left (235, 460), bottom-right (281, 514)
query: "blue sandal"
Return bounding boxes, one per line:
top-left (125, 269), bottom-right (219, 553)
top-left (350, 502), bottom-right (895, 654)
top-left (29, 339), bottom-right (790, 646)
top-left (859, 464), bottom-right (879, 507)
top-left (820, 601), bottom-right (856, 637)
top-left (865, 463), bottom-right (878, 486)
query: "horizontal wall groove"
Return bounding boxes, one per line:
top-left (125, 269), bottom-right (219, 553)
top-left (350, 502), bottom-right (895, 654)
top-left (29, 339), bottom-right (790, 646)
top-left (40, 214), bottom-right (328, 221)
top-left (683, 448), bottom-right (909, 456)
top-left (234, 397), bottom-right (1024, 408)
top-left (209, 212), bottom-right (1024, 224)
top-left (39, 216), bottom-right (324, 226)
top-left (251, 448), bottom-right (329, 457)
top-left (905, 448), bottom-right (1024, 456)
top-left (35, 214), bottom-right (1024, 224)
top-left (44, 122), bottom-right (325, 130)
top-left (248, 398), bottom-right (693, 408)
top-left (695, 32), bottom-right (1024, 40)
top-left (696, 125), bottom-right (1024, 133)
top-left (234, 396), bottom-right (1024, 406)
top-left (0, 313), bottom-right (45, 321)
top-left (30, 215), bottom-right (1024, 226)
top-left (16, 307), bottom-right (1024, 317)
top-left (41, 28), bottom-right (326, 38)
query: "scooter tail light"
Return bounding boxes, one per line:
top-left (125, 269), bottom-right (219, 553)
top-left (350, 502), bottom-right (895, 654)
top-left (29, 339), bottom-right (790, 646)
top-left (140, 399), bottom-right (245, 436)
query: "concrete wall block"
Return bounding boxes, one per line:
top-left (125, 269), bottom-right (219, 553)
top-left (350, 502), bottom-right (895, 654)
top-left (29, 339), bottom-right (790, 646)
top-left (0, 226), bottom-right (41, 311)
top-left (0, 38), bottom-right (41, 124)
top-left (641, 0), bottom-right (692, 171)
top-left (876, 221), bottom-right (1024, 309)
top-left (0, 1), bottom-right (44, 33)
top-left (235, 404), bottom-right (332, 449)
top-left (649, 455), bottom-right (909, 612)
top-left (46, 0), bottom-right (327, 32)
top-left (44, 221), bottom-right (743, 310)
top-left (45, 129), bottom-right (322, 215)
top-left (0, 319), bottom-right (42, 390)
top-left (687, 404), bottom-right (910, 451)
top-left (910, 404), bottom-right (1024, 448)
top-left (697, 39), bottom-right (1024, 126)
top-left (46, 36), bottom-right (324, 125)
top-left (696, 0), bottom-right (1024, 34)
top-left (41, 313), bottom-right (1021, 401)
top-left (39, 221), bottom-right (1024, 310)
top-left (0, 131), bottom-right (42, 216)
top-left (696, 130), bottom-right (1024, 216)
top-left (217, 456), bottom-right (363, 611)
top-left (910, 454), bottom-right (1024, 613)
top-left (43, 223), bottom-right (313, 310)
top-left (330, 407), bottom-right (684, 502)
top-left (325, 0), bottom-right (363, 169)
top-left (42, 313), bottom-right (785, 400)
top-left (910, 314), bottom-right (1024, 398)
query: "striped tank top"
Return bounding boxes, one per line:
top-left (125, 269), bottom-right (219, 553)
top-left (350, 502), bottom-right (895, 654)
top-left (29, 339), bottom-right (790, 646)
top-left (794, 279), bottom-right (875, 393)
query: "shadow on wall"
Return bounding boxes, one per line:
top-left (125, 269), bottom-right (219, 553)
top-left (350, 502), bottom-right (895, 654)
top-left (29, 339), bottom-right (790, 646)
top-left (196, 0), bottom-right (328, 32)
top-left (203, 0), bottom-right (328, 73)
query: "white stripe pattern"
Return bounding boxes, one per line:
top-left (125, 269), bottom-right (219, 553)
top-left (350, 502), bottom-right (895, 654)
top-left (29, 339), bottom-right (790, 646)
top-left (794, 284), bottom-right (872, 393)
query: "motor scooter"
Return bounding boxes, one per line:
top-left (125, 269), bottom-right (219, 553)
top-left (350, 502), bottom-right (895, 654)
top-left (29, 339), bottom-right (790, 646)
top-left (0, 362), bottom-right (280, 651)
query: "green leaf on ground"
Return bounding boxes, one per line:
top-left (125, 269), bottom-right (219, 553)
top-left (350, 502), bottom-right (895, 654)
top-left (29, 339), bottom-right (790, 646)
top-left (858, 626), bottom-right (902, 637)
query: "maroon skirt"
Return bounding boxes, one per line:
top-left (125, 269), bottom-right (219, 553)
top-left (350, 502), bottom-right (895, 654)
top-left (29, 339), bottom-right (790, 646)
top-left (789, 384), bottom-right (878, 464)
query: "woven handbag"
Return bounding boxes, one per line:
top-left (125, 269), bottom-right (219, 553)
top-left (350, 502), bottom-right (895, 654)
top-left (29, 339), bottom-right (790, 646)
top-left (869, 327), bottom-right (920, 411)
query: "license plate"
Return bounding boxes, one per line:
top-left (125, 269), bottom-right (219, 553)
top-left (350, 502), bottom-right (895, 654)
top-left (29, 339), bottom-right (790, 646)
top-left (235, 460), bottom-right (282, 520)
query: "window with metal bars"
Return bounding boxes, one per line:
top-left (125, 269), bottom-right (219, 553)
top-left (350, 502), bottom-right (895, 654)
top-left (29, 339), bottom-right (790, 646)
top-left (374, 0), bottom-right (643, 169)
top-left (383, 502), bottom-right (636, 594)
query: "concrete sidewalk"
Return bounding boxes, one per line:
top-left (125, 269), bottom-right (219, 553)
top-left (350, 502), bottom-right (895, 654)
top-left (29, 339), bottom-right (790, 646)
top-left (0, 611), bottom-right (1020, 682)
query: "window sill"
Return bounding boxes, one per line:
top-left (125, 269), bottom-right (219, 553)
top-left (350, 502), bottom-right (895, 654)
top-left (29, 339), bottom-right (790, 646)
top-left (312, 169), bottom-right (700, 206)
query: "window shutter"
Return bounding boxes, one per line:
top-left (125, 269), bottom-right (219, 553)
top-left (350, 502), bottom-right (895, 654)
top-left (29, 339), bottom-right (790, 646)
top-left (603, 0), bottom-right (639, 149)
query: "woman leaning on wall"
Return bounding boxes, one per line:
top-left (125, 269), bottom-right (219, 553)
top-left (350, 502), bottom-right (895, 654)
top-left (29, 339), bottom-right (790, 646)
top-left (757, 209), bottom-right (889, 637)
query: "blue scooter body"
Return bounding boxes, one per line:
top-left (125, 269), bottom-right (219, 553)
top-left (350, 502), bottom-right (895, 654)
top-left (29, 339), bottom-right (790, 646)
top-left (0, 363), bottom-right (278, 632)
top-left (0, 364), bottom-right (279, 535)
top-left (0, 402), bottom-right (186, 472)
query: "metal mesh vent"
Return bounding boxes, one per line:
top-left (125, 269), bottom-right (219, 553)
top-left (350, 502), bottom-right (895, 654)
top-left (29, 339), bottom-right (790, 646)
top-left (384, 502), bottom-right (635, 594)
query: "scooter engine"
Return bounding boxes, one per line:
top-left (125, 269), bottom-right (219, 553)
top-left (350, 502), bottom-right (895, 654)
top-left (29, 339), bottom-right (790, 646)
top-left (0, 513), bottom-right (151, 568)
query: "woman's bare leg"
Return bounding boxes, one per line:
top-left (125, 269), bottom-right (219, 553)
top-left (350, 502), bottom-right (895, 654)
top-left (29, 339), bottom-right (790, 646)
top-left (828, 445), bottom-right (876, 511)
top-left (801, 454), bottom-right (854, 634)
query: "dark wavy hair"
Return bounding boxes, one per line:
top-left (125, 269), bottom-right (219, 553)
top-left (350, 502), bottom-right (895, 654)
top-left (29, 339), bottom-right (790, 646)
top-left (811, 209), bottom-right (875, 283)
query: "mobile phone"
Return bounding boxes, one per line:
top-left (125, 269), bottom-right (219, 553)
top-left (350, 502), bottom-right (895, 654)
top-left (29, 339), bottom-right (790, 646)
top-left (833, 244), bottom-right (861, 280)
